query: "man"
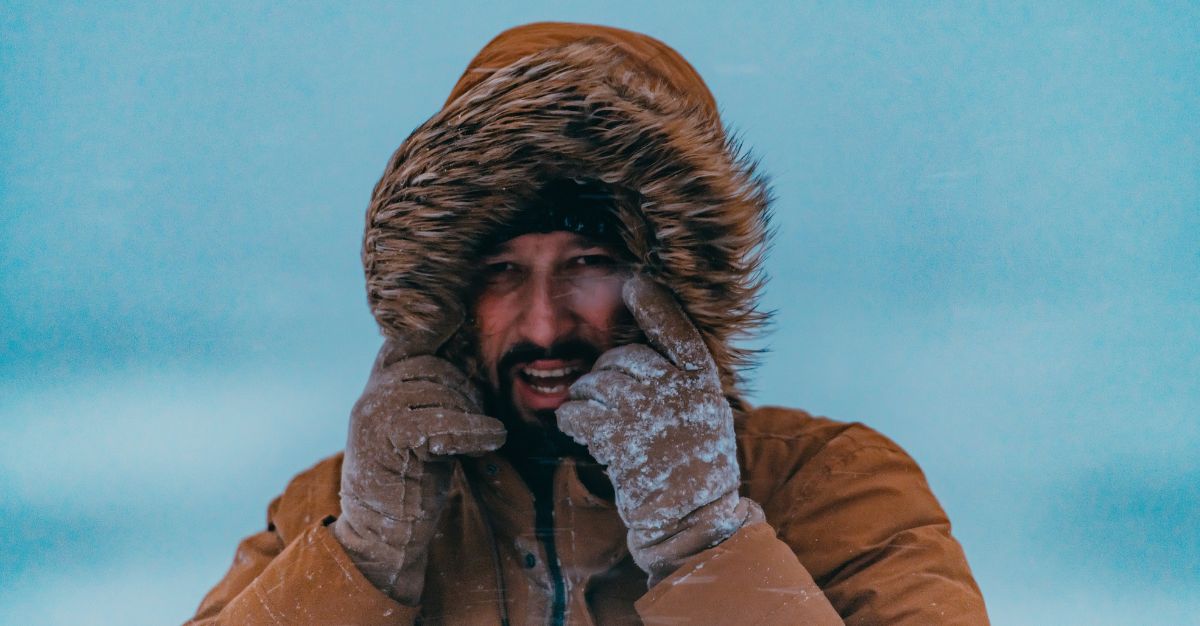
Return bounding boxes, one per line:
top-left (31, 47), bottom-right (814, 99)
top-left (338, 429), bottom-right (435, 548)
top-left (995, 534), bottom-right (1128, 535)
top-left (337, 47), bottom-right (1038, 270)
top-left (188, 22), bottom-right (989, 625)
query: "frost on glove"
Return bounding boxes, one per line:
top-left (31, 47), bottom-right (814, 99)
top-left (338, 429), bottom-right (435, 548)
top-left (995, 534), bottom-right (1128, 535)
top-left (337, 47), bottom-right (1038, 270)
top-left (557, 275), bottom-right (764, 586)
top-left (332, 320), bottom-right (506, 605)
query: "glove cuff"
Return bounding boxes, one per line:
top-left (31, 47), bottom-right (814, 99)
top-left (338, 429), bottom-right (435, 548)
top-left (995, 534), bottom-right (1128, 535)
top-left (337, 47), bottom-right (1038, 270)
top-left (630, 495), bottom-right (766, 586)
top-left (332, 514), bottom-right (429, 605)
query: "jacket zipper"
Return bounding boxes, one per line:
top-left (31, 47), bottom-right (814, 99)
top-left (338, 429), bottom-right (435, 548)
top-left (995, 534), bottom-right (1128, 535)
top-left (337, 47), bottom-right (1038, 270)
top-left (533, 475), bottom-right (567, 626)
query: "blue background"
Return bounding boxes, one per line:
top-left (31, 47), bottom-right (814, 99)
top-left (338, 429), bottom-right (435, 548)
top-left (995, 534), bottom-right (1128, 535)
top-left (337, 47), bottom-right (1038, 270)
top-left (2, 2), bottom-right (1196, 624)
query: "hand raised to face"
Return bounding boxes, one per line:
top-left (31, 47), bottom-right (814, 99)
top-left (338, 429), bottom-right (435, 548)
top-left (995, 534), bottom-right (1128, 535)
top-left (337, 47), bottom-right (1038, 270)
top-left (334, 309), bottom-right (506, 604)
top-left (556, 275), bottom-right (763, 585)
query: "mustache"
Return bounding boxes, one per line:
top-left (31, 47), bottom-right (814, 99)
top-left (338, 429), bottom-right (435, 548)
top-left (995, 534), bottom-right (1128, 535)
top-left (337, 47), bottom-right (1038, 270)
top-left (497, 339), bottom-right (603, 376)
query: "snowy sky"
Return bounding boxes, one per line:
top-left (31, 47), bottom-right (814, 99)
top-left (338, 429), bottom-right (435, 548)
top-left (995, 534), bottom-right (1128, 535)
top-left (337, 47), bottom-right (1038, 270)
top-left (2, 3), bottom-right (1197, 624)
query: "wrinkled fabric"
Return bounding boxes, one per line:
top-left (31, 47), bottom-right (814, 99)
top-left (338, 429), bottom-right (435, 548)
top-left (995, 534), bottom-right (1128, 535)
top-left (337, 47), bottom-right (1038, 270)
top-left (187, 408), bottom-right (988, 625)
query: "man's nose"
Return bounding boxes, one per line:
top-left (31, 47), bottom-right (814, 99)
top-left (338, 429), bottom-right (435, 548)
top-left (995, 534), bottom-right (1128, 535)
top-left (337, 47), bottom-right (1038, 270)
top-left (516, 275), bottom-right (574, 349)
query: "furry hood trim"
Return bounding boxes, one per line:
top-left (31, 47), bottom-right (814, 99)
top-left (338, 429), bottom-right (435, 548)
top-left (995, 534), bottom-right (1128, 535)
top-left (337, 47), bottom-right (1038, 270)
top-left (363, 24), bottom-right (772, 399)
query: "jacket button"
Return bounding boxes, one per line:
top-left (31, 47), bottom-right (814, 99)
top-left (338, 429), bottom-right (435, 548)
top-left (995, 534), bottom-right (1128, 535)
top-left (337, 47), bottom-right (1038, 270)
top-left (486, 464), bottom-right (499, 476)
top-left (524, 553), bottom-right (536, 568)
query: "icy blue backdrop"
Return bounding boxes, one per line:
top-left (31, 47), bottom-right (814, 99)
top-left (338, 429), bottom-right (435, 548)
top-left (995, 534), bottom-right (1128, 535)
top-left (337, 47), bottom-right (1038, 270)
top-left (2, 3), bottom-right (1196, 624)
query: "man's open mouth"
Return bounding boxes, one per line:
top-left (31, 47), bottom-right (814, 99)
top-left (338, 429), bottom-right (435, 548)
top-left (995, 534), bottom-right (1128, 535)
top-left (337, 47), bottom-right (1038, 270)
top-left (519, 362), bottom-right (584, 394)
top-left (516, 357), bottom-right (585, 393)
top-left (511, 359), bottom-right (588, 410)
top-left (495, 340), bottom-right (602, 417)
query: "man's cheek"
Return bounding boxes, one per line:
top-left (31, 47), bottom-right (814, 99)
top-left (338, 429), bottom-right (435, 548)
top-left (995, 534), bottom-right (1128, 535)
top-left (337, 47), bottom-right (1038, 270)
top-left (566, 274), bottom-right (626, 321)
top-left (475, 330), bottom-right (504, 392)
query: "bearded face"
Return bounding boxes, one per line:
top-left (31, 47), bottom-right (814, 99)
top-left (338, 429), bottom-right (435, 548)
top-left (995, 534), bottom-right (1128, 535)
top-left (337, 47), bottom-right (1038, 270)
top-left (471, 231), bottom-right (633, 436)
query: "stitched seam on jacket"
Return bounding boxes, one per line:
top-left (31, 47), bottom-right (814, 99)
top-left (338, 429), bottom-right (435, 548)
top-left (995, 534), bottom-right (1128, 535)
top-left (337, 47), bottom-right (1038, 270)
top-left (790, 439), bottom-right (913, 503)
top-left (736, 423), bottom-right (857, 502)
top-left (251, 583), bottom-right (284, 625)
top-left (769, 433), bottom-right (922, 542)
top-left (316, 527), bottom-right (361, 584)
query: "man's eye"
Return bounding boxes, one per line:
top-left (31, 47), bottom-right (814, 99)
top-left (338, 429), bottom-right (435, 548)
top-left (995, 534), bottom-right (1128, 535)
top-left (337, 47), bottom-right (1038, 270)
top-left (571, 254), bottom-right (615, 268)
top-left (486, 261), bottom-right (518, 274)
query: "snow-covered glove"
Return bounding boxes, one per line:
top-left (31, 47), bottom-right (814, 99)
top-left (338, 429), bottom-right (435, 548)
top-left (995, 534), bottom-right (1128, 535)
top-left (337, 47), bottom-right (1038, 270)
top-left (556, 275), bottom-right (765, 586)
top-left (332, 317), bottom-right (507, 605)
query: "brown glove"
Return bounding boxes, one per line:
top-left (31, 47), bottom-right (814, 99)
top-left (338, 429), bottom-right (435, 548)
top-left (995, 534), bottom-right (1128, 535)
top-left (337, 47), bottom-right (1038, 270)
top-left (332, 317), bottom-right (507, 605)
top-left (556, 275), bottom-right (764, 586)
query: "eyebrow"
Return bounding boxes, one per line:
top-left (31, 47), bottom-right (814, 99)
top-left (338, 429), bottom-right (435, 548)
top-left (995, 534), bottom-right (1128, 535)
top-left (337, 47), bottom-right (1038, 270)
top-left (573, 243), bottom-right (615, 254)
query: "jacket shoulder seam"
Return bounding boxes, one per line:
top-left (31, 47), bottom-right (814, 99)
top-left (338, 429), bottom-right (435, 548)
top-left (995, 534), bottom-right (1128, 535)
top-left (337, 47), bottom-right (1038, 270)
top-left (768, 426), bottom-right (934, 536)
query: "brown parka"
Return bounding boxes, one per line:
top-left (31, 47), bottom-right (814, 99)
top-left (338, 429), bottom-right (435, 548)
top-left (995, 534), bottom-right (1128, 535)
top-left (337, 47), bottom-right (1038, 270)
top-left (187, 23), bottom-right (989, 625)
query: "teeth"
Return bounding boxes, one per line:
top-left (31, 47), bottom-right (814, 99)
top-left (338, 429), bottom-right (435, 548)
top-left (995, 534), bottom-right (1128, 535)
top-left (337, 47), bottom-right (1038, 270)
top-left (522, 366), bottom-right (580, 379)
top-left (530, 384), bottom-right (567, 394)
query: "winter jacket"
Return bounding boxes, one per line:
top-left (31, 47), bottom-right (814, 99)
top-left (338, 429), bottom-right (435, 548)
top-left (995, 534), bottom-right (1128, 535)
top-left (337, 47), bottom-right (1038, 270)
top-left (187, 408), bottom-right (987, 625)
top-left (187, 22), bottom-right (989, 624)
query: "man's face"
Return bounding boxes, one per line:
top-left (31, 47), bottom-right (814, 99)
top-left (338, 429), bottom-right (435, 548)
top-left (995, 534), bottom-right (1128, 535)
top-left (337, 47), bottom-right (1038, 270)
top-left (473, 231), bottom-right (630, 429)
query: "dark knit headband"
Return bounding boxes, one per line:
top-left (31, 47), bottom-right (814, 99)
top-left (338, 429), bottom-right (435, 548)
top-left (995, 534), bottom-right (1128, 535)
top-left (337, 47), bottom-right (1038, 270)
top-left (480, 177), bottom-right (628, 253)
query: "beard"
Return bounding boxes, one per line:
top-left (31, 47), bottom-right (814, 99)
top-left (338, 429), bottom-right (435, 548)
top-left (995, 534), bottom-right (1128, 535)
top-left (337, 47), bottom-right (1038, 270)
top-left (485, 358), bottom-right (612, 498)
top-left (484, 338), bottom-right (601, 462)
top-left (461, 309), bottom-right (643, 457)
top-left (469, 327), bottom-right (642, 501)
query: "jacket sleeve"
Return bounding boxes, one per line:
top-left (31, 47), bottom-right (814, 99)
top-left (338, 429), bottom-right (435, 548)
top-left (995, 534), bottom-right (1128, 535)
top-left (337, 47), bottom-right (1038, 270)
top-left (185, 506), bottom-right (420, 625)
top-left (635, 423), bottom-right (989, 625)
top-left (635, 522), bottom-right (845, 625)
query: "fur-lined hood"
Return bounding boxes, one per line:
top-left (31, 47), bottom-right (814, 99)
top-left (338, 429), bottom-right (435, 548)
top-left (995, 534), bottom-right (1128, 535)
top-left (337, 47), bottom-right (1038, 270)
top-left (362, 23), bottom-right (771, 400)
